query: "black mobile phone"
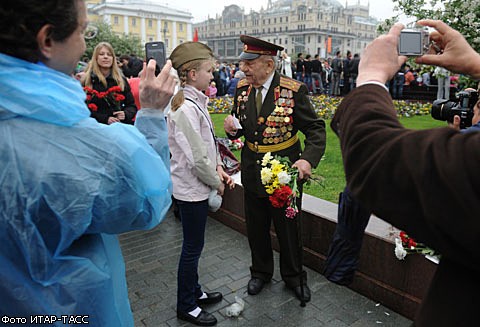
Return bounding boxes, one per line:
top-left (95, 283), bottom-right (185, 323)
top-left (145, 41), bottom-right (166, 72)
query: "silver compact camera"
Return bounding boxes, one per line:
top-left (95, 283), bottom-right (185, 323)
top-left (398, 27), bottom-right (430, 56)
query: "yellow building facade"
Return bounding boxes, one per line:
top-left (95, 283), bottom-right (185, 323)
top-left (86, 0), bottom-right (193, 55)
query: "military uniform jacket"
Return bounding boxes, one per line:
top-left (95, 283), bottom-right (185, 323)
top-left (230, 72), bottom-right (326, 196)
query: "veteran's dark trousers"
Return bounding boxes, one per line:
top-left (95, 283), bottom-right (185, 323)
top-left (244, 190), bottom-right (306, 288)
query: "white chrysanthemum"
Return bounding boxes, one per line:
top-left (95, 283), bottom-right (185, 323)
top-left (394, 238), bottom-right (407, 260)
top-left (260, 167), bottom-right (273, 185)
top-left (261, 152), bottom-right (273, 166)
top-left (277, 171), bottom-right (291, 185)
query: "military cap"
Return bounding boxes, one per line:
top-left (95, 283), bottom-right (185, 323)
top-left (170, 42), bottom-right (214, 70)
top-left (239, 35), bottom-right (284, 60)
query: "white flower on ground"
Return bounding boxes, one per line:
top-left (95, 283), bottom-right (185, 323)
top-left (260, 167), bottom-right (273, 185)
top-left (395, 238), bottom-right (407, 260)
top-left (277, 171), bottom-right (291, 185)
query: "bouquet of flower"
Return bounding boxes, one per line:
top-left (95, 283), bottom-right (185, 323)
top-left (394, 231), bottom-right (439, 261)
top-left (84, 85), bottom-right (125, 112)
top-left (260, 152), bottom-right (301, 218)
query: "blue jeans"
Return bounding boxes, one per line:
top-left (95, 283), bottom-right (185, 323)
top-left (304, 73), bottom-right (312, 92)
top-left (311, 72), bottom-right (323, 93)
top-left (176, 199), bottom-right (209, 313)
top-left (296, 73), bottom-right (304, 82)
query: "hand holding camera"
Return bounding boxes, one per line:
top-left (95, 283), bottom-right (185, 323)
top-left (415, 20), bottom-right (480, 80)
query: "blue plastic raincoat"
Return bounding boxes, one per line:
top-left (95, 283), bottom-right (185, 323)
top-left (0, 53), bottom-right (171, 326)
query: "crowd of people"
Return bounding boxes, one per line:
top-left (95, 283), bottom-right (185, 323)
top-left (2, 0), bottom-right (480, 326)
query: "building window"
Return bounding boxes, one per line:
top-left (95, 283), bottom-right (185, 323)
top-left (148, 19), bottom-right (153, 28)
top-left (114, 16), bottom-right (119, 25)
top-left (132, 17), bottom-right (136, 26)
top-left (179, 23), bottom-right (183, 32)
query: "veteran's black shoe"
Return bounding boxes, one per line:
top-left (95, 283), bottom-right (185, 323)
top-left (177, 309), bottom-right (217, 326)
top-left (247, 278), bottom-right (266, 295)
top-left (196, 292), bottom-right (223, 305)
top-left (292, 284), bottom-right (311, 302)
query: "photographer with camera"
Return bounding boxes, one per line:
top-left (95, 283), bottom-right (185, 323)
top-left (442, 88), bottom-right (480, 133)
top-left (331, 20), bottom-right (480, 326)
top-left (431, 89), bottom-right (479, 130)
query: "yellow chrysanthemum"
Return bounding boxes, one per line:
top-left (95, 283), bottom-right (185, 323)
top-left (265, 185), bottom-right (275, 194)
top-left (271, 162), bottom-right (284, 175)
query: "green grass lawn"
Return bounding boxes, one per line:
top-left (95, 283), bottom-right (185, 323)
top-left (211, 113), bottom-right (446, 203)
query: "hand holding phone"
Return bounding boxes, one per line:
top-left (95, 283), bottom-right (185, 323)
top-left (145, 41), bottom-right (166, 73)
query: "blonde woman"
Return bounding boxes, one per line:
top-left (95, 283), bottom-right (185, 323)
top-left (168, 42), bottom-right (234, 326)
top-left (82, 42), bottom-right (137, 124)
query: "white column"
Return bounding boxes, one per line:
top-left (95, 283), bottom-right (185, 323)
top-left (123, 15), bottom-right (129, 34)
top-left (172, 21), bottom-right (177, 48)
top-left (157, 19), bottom-right (162, 41)
top-left (141, 17), bottom-right (146, 44)
top-left (187, 23), bottom-right (192, 40)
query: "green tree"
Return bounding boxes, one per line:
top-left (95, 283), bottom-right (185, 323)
top-left (84, 21), bottom-right (144, 61)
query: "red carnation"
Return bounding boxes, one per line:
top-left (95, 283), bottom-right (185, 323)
top-left (88, 103), bottom-right (98, 112)
top-left (109, 86), bottom-right (122, 93)
top-left (269, 185), bottom-right (292, 208)
top-left (408, 238), bottom-right (417, 248)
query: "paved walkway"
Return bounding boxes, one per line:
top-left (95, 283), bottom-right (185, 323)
top-left (119, 209), bottom-right (412, 327)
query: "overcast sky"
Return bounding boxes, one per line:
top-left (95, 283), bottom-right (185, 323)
top-left (157, 0), bottom-right (405, 23)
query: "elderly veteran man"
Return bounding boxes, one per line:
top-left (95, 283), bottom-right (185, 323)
top-left (224, 35), bottom-right (326, 302)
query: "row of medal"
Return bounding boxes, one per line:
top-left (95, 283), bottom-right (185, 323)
top-left (262, 104), bottom-right (294, 144)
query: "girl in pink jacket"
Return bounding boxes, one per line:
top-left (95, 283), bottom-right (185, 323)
top-left (167, 42), bottom-right (234, 326)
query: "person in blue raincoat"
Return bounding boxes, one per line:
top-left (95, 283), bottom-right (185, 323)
top-left (0, 1), bottom-right (176, 326)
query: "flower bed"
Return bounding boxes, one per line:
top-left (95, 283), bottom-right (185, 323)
top-left (207, 95), bottom-right (432, 119)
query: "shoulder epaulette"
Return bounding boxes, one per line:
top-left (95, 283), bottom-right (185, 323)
top-left (237, 78), bottom-right (250, 89)
top-left (280, 76), bottom-right (302, 92)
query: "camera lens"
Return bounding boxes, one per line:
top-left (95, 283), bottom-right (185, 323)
top-left (431, 99), bottom-right (453, 122)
